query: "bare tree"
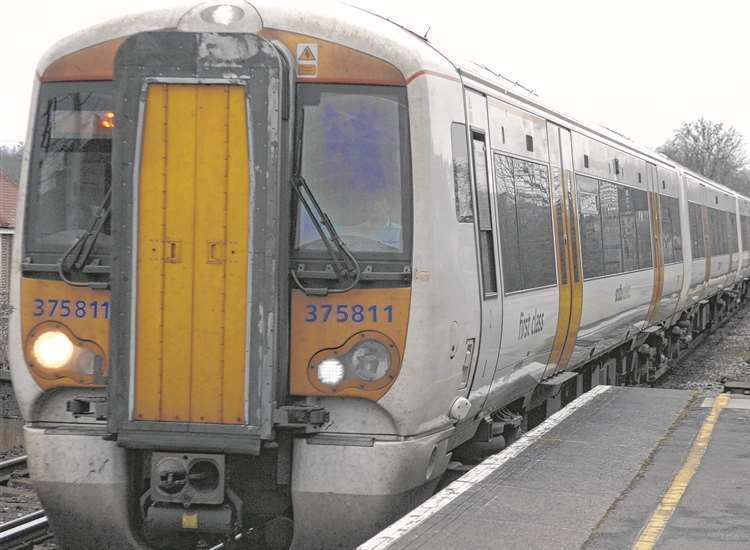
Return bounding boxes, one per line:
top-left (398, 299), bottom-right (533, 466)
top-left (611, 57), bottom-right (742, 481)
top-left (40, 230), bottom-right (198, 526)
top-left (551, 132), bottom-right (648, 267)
top-left (0, 143), bottom-right (23, 183)
top-left (658, 118), bottom-right (750, 194)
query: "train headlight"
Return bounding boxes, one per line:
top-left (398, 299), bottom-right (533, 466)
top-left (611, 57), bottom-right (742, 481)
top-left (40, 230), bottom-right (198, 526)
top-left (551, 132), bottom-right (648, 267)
top-left (308, 331), bottom-right (401, 393)
top-left (317, 358), bottom-right (345, 386)
top-left (200, 4), bottom-right (245, 25)
top-left (349, 340), bottom-right (390, 381)
top-left (31, 330), bottom-right (75, 369)
top-left (25, 323), bottom-right (103, 382)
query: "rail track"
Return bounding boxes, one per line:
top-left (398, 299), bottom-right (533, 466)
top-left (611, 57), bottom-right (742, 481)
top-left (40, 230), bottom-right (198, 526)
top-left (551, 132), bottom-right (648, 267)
top-left (0, 455), bottom-right (53, 549)
top-left (0, 454), bottom-right (27, 479)
top-left (0, 510), bottom-right (51, 549)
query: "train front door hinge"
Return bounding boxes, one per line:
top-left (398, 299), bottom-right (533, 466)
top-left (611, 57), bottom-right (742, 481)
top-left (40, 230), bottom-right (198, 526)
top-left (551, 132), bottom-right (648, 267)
top-left (273, 406), bottom-right (330, 432)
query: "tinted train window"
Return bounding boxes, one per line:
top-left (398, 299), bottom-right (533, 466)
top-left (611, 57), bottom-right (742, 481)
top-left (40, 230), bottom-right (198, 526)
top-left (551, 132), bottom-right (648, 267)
top-left (660, 196), bottom-right (682, 263)
top-left (708, 209), bottom-right (719, 254)
top-left (552, 167), bottom-right (568, 285)
top-left (451, 123), bottom-right (473, 222)
top-left (472, 133), bottom-right (498, 296)
top-left (742, 215), bottom-right (750, 252)
top-left (495, 155), bottom-right (522, 292)
top-left (634, 190), bottom-right (653, 269)
top-left (577, 176), bottom-right (604, 278)
top-left (708, 208), bottom-right (728, 255)
top-left (728, 213), bottom-right (739, 253)
top-left (25, 81), bottom-right (113, 262)
top-left (295, 84), bottom-right (410, 257)
top-left (618, 186), bottom-right (638, 271)
top-left (494, 153), bottom-right (556, 292)
top-left (577, 176), bottom-right (652, 278)
top-left (688, 203), bottom-right (705, 259)
top-left (600, 182), bottom-right (622, 275)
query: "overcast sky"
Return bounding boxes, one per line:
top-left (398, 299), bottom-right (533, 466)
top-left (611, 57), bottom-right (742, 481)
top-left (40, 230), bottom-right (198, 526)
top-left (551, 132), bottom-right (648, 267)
top-left (1, 0), bottom-right (749, 156)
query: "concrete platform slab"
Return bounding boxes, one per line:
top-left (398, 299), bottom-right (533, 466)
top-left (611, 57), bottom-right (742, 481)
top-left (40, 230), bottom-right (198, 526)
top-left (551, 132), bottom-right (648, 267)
top-left (361, 385), bottom-right (750, 550)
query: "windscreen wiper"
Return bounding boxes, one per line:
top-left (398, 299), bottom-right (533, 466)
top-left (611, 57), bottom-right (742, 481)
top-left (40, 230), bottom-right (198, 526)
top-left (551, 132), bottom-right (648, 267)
top-left (290, 174), bottom-right (361, 296)
top-left (58, 186), bottom-right (112, 288)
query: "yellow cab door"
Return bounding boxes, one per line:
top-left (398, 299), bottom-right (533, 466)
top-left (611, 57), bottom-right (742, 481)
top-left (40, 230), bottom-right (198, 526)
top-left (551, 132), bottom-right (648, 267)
top-left (132, 83), bottom-right (250, 425)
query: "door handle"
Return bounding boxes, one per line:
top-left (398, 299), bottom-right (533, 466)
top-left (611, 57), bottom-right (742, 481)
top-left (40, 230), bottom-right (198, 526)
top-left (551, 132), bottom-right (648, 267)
top-left (207, 241), bottom-right (226, 264)
top-left (164, 240), bottom-right (181, 263)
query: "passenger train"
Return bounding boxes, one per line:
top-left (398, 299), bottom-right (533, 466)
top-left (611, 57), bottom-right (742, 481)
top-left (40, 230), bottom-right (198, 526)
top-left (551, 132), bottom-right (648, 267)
top-left (11, 1), bottom-right (750, 549)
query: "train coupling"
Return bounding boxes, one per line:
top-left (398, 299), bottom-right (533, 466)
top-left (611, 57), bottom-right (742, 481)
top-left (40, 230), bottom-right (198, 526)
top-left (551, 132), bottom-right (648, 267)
top-left (141, 453), bottom-right (242, 537)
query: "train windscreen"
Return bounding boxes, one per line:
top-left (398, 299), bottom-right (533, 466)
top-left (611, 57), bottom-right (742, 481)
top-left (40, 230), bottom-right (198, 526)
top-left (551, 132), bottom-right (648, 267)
top-left (25, 81), bottom-right (113, 265)
top-left (294, 84), bottom-right (411, 259)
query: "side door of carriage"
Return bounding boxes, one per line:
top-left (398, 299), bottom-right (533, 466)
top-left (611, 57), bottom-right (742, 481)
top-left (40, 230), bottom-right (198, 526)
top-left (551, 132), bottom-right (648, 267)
top-left (464, 89), bottom-right (503, 407)
top-left (542, 123), bottom-right (583, 378)
top-left (646, 162), bottom-right (664, 323)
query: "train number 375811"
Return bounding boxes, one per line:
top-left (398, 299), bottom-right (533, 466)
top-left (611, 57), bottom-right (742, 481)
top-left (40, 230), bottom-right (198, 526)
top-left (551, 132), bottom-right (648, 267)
top-left (33, 299), bottom-right (111, 320)
top-left (304, 304), bottom-right (393, 323)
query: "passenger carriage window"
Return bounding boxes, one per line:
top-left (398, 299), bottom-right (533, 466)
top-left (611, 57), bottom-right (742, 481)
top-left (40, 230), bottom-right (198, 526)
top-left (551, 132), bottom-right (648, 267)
top-left (741, 215), bottom-right (750, 252)
top-left (493, 153), bottom-right (556, 292)
top-left (634, 189), bottom-right (653, 269)
top-left (714, 209), bottom-right (723, 254)
top-left (688, 203), bottom-right (705, 259)
top-left (472, 132), bottom-right (498, 296)
top-left (729, 213), bottom-right (739, 253)
top-left (577, 177), bottom-right (652, 277)
top-left (725, 213), bottom-right (731, 253)
top-left (659, 196), bottom-right (682, 263)
top-left (577, 176), bottom-right (604, 278)
top-left (567, 181), bottom-right (581, 282)
top-left (618, 186), bottom-right (638, 271)
top-left (600, 182), bottom-right (622, 275)
top-left (451, 123), bottom-right (474, 223)
top-left (495, 155), bottom-right (522, 292)
top-left (709, 209), bottom-right (727, 255)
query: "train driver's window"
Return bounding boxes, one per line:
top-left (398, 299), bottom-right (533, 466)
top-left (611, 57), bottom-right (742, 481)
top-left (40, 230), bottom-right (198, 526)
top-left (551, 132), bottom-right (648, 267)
top-left (451, 123), bottom-right (474, 223)
top-left (294, 84), bottom-right (410, 258)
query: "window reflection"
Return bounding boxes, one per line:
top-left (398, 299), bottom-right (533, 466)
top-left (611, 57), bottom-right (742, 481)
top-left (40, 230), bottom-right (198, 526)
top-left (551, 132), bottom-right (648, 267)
top-left (494, 153), bottom-right (556, 292)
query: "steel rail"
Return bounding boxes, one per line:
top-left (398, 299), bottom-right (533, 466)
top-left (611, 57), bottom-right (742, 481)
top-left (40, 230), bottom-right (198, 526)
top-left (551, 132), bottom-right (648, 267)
top-left (0, 455), bottom-right (27, 477)
top-left (0, 510), bottom-right (51, 549)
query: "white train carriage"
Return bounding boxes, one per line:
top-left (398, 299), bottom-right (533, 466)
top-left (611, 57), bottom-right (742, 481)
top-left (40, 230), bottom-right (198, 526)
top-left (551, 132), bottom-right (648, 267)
top-left (10, 2), bottom-right (750, 549)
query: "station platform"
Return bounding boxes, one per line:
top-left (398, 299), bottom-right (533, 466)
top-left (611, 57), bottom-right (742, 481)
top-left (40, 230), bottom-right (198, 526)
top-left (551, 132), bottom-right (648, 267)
top-left (360, 385), bottom-right (750, 550)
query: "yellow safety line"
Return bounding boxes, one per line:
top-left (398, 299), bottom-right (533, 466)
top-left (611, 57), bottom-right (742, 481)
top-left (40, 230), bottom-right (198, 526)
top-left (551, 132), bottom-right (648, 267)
top-left (632, 393), bottom-right (731, 550)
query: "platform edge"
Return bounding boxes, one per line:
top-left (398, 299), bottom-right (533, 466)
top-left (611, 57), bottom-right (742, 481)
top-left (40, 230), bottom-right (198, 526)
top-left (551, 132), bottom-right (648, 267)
top-left (358, 384), bottom-right (614, 550)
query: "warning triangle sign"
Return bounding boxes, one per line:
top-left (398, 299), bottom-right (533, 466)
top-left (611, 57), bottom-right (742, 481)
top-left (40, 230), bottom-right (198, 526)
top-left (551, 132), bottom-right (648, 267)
top-left (299, 46), bottom-right (316, 61)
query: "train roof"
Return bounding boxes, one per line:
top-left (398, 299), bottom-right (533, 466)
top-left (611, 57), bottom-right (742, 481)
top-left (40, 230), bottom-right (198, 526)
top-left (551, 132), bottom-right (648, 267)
top-left (37, 0), bottom-right (748, 204)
